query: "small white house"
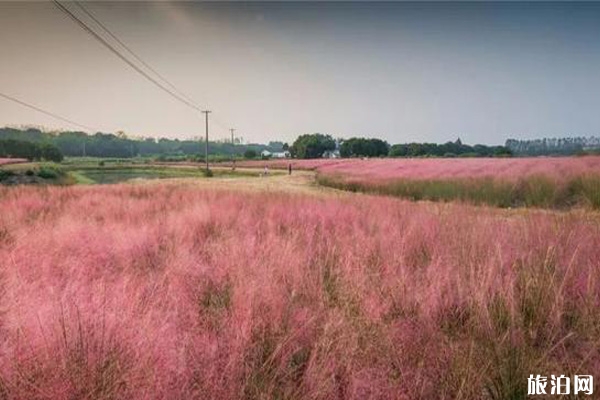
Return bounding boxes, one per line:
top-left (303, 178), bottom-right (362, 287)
top-left (272, 151), bottom-right (291, 159)
top-left (261, 150), bottom-right (290, 159)
top-left (322, 150), bottom-right (340, 159)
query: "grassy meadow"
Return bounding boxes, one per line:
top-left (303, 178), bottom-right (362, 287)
top-left (0, 156), bottom-right (599, 399)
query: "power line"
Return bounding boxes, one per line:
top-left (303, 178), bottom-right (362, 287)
top-left (53, 1), bottom-right (238, 143)
top-left (202, 110), bottom-right (211, 171)
top-left (52, 0), bottom-right (203, 113)
top-left (71, 1), bottom-right (235, 138)
top-left (73, 1), bottom-right (200, 109)
top-left (0, 91), bottom-right (95, 131)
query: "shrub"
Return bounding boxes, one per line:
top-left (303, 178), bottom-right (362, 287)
top-left (37, 166), bottom-right (64, 180)
top-left (0, 169), bottom-right (14, 181)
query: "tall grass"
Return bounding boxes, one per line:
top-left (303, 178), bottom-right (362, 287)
top-left (235, 156), bottom-right (600, 178)
top-left (0, 184), bottom-right (598, 399)
top-left (318, 173), bottom-right (600, 209)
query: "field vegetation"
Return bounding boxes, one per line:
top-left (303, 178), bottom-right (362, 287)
top-left (0, 183), bottom-right (598, 399)
top-left (1, 159), bottom-right (262, 186)
top-left (314, 157), bottom-right (600, 209)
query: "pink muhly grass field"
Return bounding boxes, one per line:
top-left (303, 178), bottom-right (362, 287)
top-left (234, 156), bottom-right (600, 181)
top-left (310, 157), bottom-right (600, 209)
top-left (0, 184), bottom-right (599, 399)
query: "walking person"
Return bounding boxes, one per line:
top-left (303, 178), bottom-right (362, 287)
top-left (288, 163), bottom-right (292, 175)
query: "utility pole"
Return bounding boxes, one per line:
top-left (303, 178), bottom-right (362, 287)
top-left (230, 128), bottom-right (236, 170)
top-left (201, 110), bottom-right (211, 172)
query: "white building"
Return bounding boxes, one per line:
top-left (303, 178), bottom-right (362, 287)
top-left (322, 150), bottom-right (340, 158)
top-left (272, 151), bottom-right (291, 159)
top-left (261, 150), bottom-right (290, 159)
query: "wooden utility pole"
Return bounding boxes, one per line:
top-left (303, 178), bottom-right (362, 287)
top-left (230, 128), bottom-right (236, 170)
top-left (202, 110), bottom-right (211, 171)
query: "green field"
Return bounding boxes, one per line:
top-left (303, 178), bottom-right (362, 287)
top-left (1, 159), bottom-right (265, 185)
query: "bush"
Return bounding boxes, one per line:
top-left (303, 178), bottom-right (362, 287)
top-left (25, 169), bottom-right (35, 176)
top-left (37, 166), bottom-right (64, 180)
top-left (0, 169), bottom-right (14, 181)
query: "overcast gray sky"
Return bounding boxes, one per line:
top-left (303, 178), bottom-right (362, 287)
top-left (1, 1), bottom-right (599, 145)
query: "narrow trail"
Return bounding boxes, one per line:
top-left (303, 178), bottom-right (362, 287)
top-left (149, 167), bottom-right (346, 197)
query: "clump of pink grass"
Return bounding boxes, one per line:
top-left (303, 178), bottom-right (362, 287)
top-left (0, 183), bottom-right (598, 399)
top-left (0, 158), bottom-right (27, 166)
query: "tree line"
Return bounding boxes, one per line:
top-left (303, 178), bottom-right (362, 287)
top-left (291, 134), bottom-right (511, 159)
top-left (505, 137), bottom-right (600, 156)
top-left (0, 139), bottom-right (63, 162)
top-left (1, 127), bottom-right (515, 161)
top-left (389, 139), bottom-right (511, 157)
top-left (0, 127), bottom-right (283, 159)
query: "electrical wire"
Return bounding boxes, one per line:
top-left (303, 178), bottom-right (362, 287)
top-left (52, 0), bottom-right (203, 112)
top-left (0, 91), bottom-right (95, 131)
top-left (73, 1), bottom-right (201, 109)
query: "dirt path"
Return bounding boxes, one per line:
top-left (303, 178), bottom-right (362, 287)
top-left (148, 167), bottom-right (346, 197)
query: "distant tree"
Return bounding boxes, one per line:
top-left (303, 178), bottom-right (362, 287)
top-left (340, 137), bottom-right (389, 157)
top-left (244, 149), bottom-right (257, 159)
top-left (282, 143), bottom-right (289, 151)
top-left (0, 127), bottom-right (289, 159)
top-left (267, 141), bottom-right (284, 151)
top-left (291, 133), bottom-right (335, 159)
top-left (0, 139), bottom-right (41, 160)
top-left (0, 139), bottom-right (61, 161)
top-left (40, 143), bottom-right (64, 162)
top-left (505, 137), bottom-right (598, 156)
top-left (389, 144), bottom-right (409, 157)
top-left (389, 140), bottom-right (510, 158)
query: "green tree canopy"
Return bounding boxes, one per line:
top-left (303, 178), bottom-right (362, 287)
top-left (244, 149), bottom-right (257, 159)
top-left (0, 139), bottom-right (63, 162)
top-left (291, 133), bottom-right (335, 159)
top-left (340, 137), bottom-right (389, 157)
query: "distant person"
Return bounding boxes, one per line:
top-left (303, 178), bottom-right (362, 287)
top-left (263, 166), bottom-right (269, 176)
top-left (288, 163), bottom-right (292, 175)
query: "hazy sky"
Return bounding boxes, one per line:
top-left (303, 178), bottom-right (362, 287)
top-left (1, 1), bottom-right (600, 145)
